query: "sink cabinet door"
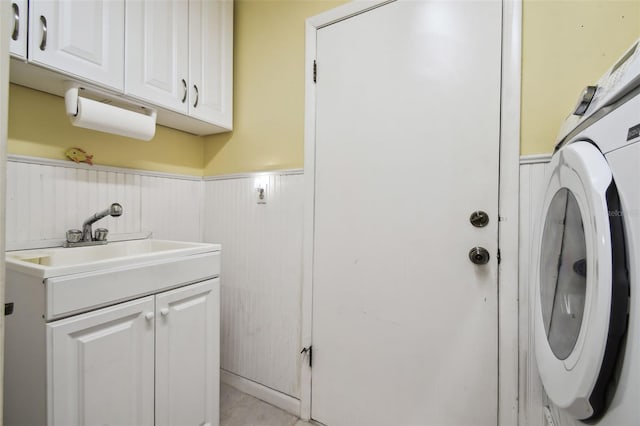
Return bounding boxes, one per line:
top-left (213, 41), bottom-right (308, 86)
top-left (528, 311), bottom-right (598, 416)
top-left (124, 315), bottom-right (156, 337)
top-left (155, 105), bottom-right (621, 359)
top-left (47, 296), bottom-right (155, 426)
top-left (155, 279), bottom-right (220, 426)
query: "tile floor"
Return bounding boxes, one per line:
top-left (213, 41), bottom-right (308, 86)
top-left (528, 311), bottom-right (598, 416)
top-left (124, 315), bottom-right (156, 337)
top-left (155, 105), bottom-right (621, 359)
top-left (220, 383), bottom-right (310, 426)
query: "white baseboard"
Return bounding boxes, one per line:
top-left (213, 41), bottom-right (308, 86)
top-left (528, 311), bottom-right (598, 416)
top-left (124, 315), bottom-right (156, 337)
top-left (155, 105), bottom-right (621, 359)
top-left (220, 369), bottom-right (301, 417)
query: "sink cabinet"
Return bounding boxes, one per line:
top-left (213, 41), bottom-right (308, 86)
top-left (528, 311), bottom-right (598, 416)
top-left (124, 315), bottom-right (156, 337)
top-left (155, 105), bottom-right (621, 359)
top-left (4, 241), bottom-right (221, 426)
top-left (155, 280), bottom-right (219, 426)
top-left (48, 280), bottom-right (219, 426)
top-left (48, 296), bottom-right (155, 426)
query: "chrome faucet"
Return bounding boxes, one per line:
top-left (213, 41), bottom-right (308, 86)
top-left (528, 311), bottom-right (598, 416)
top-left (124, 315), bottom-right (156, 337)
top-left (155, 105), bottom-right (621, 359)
top-left (64, 203), bottom-right (123, 247)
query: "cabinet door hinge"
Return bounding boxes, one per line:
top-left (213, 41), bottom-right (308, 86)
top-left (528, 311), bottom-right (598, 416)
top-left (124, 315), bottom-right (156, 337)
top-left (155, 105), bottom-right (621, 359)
top-left (301, 345), bottom-right (313, 367)
top-left (497, 249), bottom-right (501, 264)
top-left (313, 60), bottom-right (317, 84)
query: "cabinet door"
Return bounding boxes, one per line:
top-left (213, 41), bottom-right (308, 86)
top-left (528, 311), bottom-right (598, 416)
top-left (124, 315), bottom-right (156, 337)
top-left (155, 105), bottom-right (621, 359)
top-left (28, 0), bottom-right (125, 91)
top-left (126, 0), bottom-right (189, 114)
top-left (47, 297), bottom-right (155, 426)
top-left (9, 0), bottom-right (27, 59)
top-left (188, 0), bottom-right (233, 128)
top-left (156, 279), bottom-right (220, 426)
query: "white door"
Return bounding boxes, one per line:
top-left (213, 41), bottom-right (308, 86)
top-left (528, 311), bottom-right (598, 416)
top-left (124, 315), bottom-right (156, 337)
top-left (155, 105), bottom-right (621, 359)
top-left (9, 0), bottom-right (27, 59)
top-left (155, 279), bottom-right (220, 426)
top-left (47, 296), bottom-right (155, 426)
top-left (29, 0), bottom-right (124, 90)
top-left (311, 1), bottom-right (502, 425)
top-left (188, 0), bottom-right (233, 128)
top-left (126, 0), bottom-right (189, 113)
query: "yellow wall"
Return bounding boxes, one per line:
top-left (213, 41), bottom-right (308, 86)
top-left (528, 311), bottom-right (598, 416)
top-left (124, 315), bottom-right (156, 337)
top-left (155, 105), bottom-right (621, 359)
top-left (521, 0), bottom-right (640, 155)
top-left (203, 0), bottom-right (346, 175)
top-left (10, 1), bottom-right (640, 173)
top-left (8, 84), bottom-right (205, 175)
top-left (207, 0), bottom-right (640, 172)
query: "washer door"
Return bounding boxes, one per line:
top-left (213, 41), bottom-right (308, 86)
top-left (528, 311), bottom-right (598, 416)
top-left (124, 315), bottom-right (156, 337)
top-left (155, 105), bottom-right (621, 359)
top-left (534, 141), bottom-right (629, 420)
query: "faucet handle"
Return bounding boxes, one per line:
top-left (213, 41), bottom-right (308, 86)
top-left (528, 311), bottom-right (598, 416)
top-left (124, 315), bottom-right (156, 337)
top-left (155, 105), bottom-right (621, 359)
top-left (66, 229), bottom-right (82, 243)
top-left (94, 228), bottom-right (109, 241)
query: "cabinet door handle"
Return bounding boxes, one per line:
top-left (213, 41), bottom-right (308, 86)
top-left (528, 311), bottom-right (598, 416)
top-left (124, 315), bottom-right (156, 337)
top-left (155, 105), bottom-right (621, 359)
top-left (181, 79), bottom-right (187, 103)
top-left (11, 3), bottom-right (19, 41)
top-left (193, 85), bottom-right (199, 108)
top-left (39, 15), bottom-right (47, 51)
top-left (160, 308), bottom-right (170, 316)
top-left (144, 312), bottom-right (155, 321)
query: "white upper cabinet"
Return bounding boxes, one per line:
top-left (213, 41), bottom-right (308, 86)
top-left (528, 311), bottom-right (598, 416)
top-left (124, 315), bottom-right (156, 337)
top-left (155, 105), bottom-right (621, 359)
top-left (28, 0), bottom-right (125, 91)
top-left (125, 0), bottom-right (189, 114)
top-left (9, 0), bottom-right (28, 59)
top-left (8, 0), bottom-right (232, 135)
top-left (127, 0), bottom-right (233, 129)
top-left (188, 0), bottom-right (233, 128)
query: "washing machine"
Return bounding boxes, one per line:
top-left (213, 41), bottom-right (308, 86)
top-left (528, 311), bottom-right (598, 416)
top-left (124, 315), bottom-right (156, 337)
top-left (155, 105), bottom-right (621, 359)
top-left (533, 38), bottom-right (640, 424)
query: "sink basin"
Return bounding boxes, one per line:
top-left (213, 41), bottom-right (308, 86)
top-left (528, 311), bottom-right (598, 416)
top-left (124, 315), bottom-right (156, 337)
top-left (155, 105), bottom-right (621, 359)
top-left (7, 239), bottom-right (220, 279)
top-left (7, 238), bottom-right (221, 320)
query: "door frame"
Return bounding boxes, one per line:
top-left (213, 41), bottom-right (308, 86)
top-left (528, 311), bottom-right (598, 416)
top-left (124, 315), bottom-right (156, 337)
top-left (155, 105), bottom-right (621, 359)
top-left (301, 1), bottom-right (522, 424)
top-left (0, 1), bottom-right (9, 420)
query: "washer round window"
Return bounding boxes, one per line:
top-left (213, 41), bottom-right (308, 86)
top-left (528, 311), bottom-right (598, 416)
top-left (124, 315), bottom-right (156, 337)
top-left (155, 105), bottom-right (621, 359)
top-left (539, 188), bottom-right (587, 360)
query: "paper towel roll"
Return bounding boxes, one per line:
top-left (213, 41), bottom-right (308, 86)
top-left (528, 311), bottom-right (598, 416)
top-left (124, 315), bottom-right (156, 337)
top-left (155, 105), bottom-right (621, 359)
top-left (67, 92), bottom-right (156, 141)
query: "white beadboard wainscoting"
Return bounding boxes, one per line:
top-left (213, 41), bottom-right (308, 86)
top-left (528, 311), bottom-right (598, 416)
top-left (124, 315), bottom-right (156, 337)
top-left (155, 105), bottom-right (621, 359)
top-left (204, 171), bottom-right (304, 412)
top-left (519, 155), bottom-right (550, 426)
top-left (6, 155), bottom-right (305, 413)
top-left (141, 173), bottom-right (203, 242)
top-left (519, 154), bottom-right (583, 426)
top-left (9, 152), bottom-right (586, 424)
top-left (6, 155), bottom-right (203, 249)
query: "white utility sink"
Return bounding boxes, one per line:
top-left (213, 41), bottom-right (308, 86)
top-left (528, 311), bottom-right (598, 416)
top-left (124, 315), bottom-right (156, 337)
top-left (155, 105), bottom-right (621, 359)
top-left (7, 239), bottom-right (219, 279)
top-left (4, 238), bottom-right (221, 425)
top-left (6, 238), bottom-right (221, 321)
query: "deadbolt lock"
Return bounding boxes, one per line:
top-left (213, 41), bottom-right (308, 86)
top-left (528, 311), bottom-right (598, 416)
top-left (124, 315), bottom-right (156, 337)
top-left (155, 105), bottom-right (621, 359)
top-left (469, 247), bottom-right (490, 265)
top-left (470, 211), bottom-right (489, 228)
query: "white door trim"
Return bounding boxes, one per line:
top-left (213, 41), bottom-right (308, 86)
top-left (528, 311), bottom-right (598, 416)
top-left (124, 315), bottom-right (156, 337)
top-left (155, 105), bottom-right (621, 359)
top-left (498, 1), bottom-right (522, 425)
top-left (301, 1), bottom-right (522, 423)
top-left (0, 1), bottom-right (9, 419)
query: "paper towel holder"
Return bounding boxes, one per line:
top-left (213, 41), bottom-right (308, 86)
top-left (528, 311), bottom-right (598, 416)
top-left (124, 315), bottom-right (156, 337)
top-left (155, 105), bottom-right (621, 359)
top-left (63, 81), bottom-right (157, 141)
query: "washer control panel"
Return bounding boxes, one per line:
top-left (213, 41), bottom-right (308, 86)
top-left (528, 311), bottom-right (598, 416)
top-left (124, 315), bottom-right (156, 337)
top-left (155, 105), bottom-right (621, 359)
top-left (584, 39), bottom-right (640, 117)
top-left (557, 38), bottom-right (640, 146)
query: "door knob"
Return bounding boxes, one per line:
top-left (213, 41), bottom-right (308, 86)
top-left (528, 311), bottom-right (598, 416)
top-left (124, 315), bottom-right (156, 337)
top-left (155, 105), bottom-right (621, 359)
top-left (469, 211), bottom-right (489, 227)
top-left (469, 247), bottom-right (490, 265)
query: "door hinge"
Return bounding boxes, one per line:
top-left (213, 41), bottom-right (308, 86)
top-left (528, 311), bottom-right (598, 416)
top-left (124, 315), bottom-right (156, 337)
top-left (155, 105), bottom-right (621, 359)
top-left (313, 60), bottom-right (317, 84)
top-left (301, 345), bottom-right (313, 367)
top-left (497, 249), bottom-right (501, 264)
